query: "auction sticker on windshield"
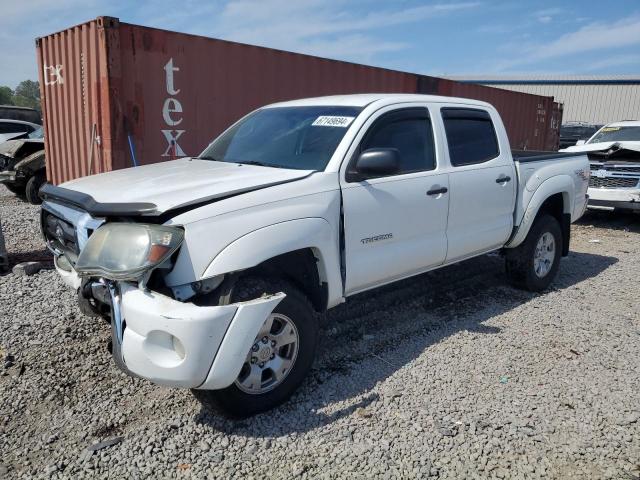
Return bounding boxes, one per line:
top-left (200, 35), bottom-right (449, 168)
top-left (312, 116), bottom-right (355, 127)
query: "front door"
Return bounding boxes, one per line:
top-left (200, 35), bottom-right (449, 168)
top-left (341, 107), bottom-right (449, 295)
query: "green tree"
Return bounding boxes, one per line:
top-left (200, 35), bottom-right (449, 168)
top-left (0, 86), bottom-right (13, 106)
top-left (12, 80), bottom-right (41, 112)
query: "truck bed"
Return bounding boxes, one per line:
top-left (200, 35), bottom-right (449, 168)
top-left (512, 150), bottom-right (586, 163)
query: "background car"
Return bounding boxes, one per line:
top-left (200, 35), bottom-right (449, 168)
top-left (559, 122), bottom-right (602, 149)
top-left (0, 119), bottom-right (40, 144)
top-left (580, 120), bottom-right (640, 146)
top-left (562, 120), bottom-right (640, 212)
top-left (0, 126), bottom-right (46, 204)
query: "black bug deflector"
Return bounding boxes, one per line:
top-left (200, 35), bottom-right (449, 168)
top-left (39, 171), bottom-right (314, 222)
top-left (40, 183), bottom-right (159, 217)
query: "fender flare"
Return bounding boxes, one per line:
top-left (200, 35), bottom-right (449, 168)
top-left (202, 217), bottom-right (343, 307)
top-left (506, 175), bottom-right (574, 249)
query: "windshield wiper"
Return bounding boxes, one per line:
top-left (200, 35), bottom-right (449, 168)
top-left (197, 157), bottom-right (291, 169)
top-left (236, 160), bottom-right (285, 168)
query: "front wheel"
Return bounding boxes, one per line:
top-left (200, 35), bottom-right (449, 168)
top-left (25, 172), bottom-right (45, 205)
top-left (192, 277), bottom-right (318, 418)
top-left (505, 214), bottom-right (562, 292)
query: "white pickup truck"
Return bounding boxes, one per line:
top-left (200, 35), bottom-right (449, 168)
top-left (40, 94), bottom-right (589, 417)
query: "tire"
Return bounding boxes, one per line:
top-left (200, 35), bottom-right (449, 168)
top-left (505, 214), bottom-right (562, 292)
top-left (25, 172), bottom-right (45, 205)
top-left (192, 276), bottom-right (318, 418)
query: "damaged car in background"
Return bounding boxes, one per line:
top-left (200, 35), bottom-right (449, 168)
top-left (559, 122), bottom-right (601, 149)
top-left (562, 121), bottom-right (640, 212)
top-left (40, 94), bottom-right (589, 417)
top-left (0, 126), bottom-right (46, 204)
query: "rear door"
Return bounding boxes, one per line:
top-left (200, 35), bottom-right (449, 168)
top-left (341, 105), bottom-right (449, 295)
top-left (439, 107), bottom-right (516, 262)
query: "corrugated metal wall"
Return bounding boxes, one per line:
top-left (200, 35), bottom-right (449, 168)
top-left (109, 21), bottom-right (417, 173)
top-left (488, 83), bottom-right (640, 124)
top-left (450, 77), bottom-right (640, 125)
top-left (36, 18), bottom-right (117, 185)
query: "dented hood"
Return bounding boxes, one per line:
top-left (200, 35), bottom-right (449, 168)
top-left (561, 141), bottom-right (640, 154)
top-left (0, 138), bottom-right (44, 158)
top-left (57, 158), bottom-right (314, 214)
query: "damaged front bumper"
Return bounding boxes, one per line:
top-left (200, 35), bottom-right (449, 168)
top-left (55, 261), bottom-right (285, 390)
top-left (110, 283), bottom-right (285, 390)
top-left (0, 170), bottom-right (18, 184)
top-left (587, 187), bottom-right (640, 211)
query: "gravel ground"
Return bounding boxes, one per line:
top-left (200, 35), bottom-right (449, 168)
top-left (1, 183), bottom-right (639, 479)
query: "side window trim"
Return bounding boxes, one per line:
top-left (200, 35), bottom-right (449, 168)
top-left (345, 107), bottom-right (436, 183)
top-left (441, 107), bottom-right (500, 167)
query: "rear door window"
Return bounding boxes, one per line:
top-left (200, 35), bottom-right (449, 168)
top-left (442, 108), bottom-right (499, 167)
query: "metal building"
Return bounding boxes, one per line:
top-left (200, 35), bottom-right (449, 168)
top-left (449, 76), bottom-right (640, 125)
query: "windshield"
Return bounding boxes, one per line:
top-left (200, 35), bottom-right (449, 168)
top-left (198, 106), bottom-right (362, 170)
top-left (588, 126), bottom-right (640, 144)
top-left (28, 126), bottom-right (44, 139)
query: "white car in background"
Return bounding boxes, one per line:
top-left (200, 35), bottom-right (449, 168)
top-left (562, 121), bottom-right (640, 212)
top-left (0, 119), bottom-right (40, 144)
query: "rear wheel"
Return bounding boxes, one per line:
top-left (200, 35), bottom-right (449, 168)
top-left (505, 214), bottom-right (562, 292)
top-left (192, 276), bottom-right (318, 418)
top-left (25, 172), bottom-right (45, 205)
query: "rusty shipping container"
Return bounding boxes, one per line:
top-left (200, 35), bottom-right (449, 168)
top-left (37, 17), bottom-right (562, 185)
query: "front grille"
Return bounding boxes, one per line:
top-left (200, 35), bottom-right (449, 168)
top-left (42, 211), bottom-right (79, 259)
top-left (589, 177), bottom-right (639, 188)
top-left (590, 163), bottom-right (640, 173)
top-left (41, 202), bottom-right (105, 265)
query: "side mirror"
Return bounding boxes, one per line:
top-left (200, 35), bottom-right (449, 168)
top-left (349, 148), bottom-right (400, 181)
top-left (575, 139), bottom-right (586, 146)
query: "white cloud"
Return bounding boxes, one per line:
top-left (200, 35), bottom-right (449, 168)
top-left (494, 15), bottom-right (640, 72)
top-left (530, 16), bottom-right (640, 60)
top-left (533, 7), bottom-right (563, 24)
top-left (210, 0), bottom-right (481, 63)
top-left (584, 54), bottom-right (640, 71)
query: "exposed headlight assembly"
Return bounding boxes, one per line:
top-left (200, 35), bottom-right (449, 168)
top-left (75, 223), bottom-right (184, 280)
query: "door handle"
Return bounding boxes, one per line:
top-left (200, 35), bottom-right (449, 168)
top-left (427, 187), bottom-right (448, 196)
top-left (496, 176), bottom-right (511, 184)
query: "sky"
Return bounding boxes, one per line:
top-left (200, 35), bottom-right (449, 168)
top-left (1, 0), bottom-right (639, 88)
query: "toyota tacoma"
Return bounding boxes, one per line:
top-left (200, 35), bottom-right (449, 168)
top-left (40, 94), bottom-right (589, 417)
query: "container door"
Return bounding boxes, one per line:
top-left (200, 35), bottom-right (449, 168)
top-left (341, 107), bottom-right (449, 295)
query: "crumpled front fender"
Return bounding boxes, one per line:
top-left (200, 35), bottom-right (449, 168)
top-left (15, 150), bottom-right (45, 175)
top-left (111, 282), bottom-right (285, 389)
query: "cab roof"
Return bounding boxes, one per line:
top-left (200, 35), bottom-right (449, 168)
top-left (266, 93), bottom-right (493, 109)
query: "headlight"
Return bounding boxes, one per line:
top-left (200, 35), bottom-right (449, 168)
top-left (75, 223), bottom-right (184, 280)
